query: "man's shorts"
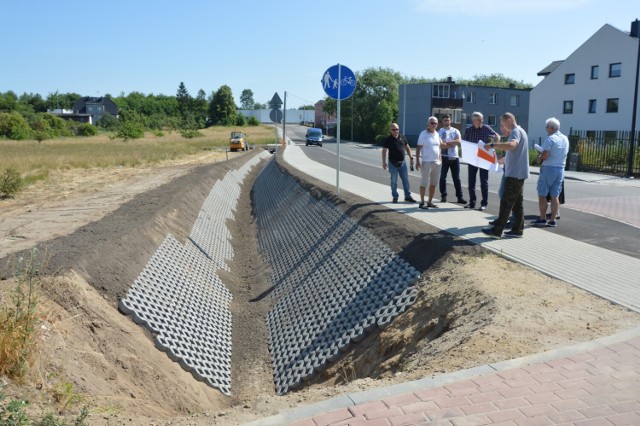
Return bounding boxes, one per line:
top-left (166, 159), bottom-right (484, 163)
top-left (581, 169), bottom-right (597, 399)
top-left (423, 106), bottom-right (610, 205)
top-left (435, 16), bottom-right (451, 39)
top-left (537, 166), bottom-right (564, 197)
top-left (420, 161), bottom-right (441, 187)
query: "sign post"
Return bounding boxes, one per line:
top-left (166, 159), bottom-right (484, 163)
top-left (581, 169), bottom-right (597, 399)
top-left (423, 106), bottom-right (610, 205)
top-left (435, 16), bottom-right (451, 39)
top-left (321, 64), bottom-right (356, 195)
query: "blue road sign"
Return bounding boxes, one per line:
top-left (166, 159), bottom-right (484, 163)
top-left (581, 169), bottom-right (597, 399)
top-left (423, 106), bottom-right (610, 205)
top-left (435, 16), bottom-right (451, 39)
top-left (321, 64), bottom-right (356, 100)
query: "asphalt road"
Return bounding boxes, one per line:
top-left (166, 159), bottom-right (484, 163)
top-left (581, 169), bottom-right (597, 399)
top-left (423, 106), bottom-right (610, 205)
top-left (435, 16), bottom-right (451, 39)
top-left (286, 124), bottom-right (640, 259)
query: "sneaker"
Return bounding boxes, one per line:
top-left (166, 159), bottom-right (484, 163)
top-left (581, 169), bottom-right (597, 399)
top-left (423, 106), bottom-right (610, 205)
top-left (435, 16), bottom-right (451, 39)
top-left (504, 229), bottom-right (523, 238)
top-left (405, 196), bottom-right (416, 203)
top-left (531, 219), bottom-right (548, 227)
top-left (440, 196), bottom-right (447, 203)
top-left (464, 204), bottom-right (475, 209)
top-left (457, 198), bottom-right (468, 204)
top-left (481, 227), bottom-right (501, 239)
top-left (546, 213), bottom-right (561, 220)
top-left (427, 202), bottom-right (439, 208)
top-left (547, 220), bottom-right (557, 227)
top-left (392, 198), bottom-right (398, 204)
top-left (418, 202), bottom-right (428, 209)
top-left (478, 205), bottom-right (487, 211)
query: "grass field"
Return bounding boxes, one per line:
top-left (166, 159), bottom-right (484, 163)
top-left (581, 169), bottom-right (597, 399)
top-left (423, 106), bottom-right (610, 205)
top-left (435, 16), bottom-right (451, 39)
top-left (0, 125), bottom-right (276, 185)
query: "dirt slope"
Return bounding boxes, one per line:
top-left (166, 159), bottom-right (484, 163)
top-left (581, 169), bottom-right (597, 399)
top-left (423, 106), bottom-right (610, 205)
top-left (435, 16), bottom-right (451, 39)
top-left (0, 150), bottom-right (638, 425)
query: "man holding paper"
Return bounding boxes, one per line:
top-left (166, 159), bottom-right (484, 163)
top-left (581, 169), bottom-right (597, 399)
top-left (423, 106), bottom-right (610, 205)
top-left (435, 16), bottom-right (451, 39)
top-left (531, 117), bottom-right (569, 227)
top-left (463, 112), bottom-right (501, 211)
top-left (481, 113), bottom-right (530, 239)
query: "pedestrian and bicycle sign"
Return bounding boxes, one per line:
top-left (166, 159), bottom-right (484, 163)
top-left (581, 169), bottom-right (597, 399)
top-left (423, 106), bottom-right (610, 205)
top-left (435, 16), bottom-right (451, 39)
top-left (322, 64), bottom-right (357, 100)
top-left (321, 64), bottom-right (357, 195)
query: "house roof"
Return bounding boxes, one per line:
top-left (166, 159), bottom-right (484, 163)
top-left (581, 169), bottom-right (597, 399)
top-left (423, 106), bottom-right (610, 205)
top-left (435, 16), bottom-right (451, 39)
top-left (537, 60), bottom-right (564, 77)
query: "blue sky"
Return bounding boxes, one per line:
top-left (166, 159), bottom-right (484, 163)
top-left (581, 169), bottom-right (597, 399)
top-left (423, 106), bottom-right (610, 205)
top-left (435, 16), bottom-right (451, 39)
top-left (0, 0), bottom-right (637, 108)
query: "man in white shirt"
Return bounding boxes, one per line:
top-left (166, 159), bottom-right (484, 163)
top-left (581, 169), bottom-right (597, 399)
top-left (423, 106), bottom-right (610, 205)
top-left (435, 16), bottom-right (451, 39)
top-left (416, 117), bottom-right (446, 209)
top-left (438, 114), bottom-right (467, 204)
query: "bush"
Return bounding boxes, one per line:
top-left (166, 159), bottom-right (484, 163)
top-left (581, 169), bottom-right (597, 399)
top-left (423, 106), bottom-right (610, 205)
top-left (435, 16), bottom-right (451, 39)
top-left (97, 113), bottom-right (119, 131)
top-left (235, 114), bottom-right (247, 126)
top-left (115, 121), bottom-right (145, 141)
top-left (529, 148), bottom-right (540, 166)
top-left (0, 112), bottom-right (31, 140)
top-left (74, 123), bottom-right (98, 137)
top-left (180, 129), bottom-right (204, 139)
top-left (0, 249), bottom-right (40, 379)
top-left (0, 168), bottom-right (23, 198)
top-left (247, 116), bottom-right (260, 126)
top-left (152, 128), bottom-right (165, 137)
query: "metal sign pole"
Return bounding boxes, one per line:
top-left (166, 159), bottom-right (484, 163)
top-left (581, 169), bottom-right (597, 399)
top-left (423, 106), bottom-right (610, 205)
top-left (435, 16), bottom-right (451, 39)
top-left (337, 64), bottom-right (341, 195)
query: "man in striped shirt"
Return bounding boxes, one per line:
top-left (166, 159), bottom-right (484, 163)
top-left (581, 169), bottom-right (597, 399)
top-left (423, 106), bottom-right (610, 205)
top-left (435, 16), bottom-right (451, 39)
top-left (463, 111), bottom-right (500, 211)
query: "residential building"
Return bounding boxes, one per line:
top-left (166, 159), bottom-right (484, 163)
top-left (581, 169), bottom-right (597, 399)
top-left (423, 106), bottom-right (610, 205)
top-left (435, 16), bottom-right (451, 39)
top-left (71, 96), bottom-right (119, 125)
top-left (399, 78), bottom-right (530, 145)
top-left (528, 21), bottom-right (640, 145)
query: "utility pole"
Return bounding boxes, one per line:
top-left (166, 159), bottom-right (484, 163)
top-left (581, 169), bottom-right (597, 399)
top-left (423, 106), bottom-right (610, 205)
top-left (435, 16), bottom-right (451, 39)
top-left (282, 91), bottom-right (287, 145)
top-left (628, 19), bottom-right (640, 177)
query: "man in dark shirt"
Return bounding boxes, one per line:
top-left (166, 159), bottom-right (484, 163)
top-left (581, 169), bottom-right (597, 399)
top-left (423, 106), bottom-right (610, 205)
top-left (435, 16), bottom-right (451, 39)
top-left (382, 123), bottom-right (416, 203)
top-left (463, 112), bottom-right (500, 211)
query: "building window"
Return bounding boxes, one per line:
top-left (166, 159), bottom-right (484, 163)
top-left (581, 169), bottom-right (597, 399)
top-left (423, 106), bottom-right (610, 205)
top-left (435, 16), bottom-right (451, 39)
top-left (487, 115), bottom-right (496, 126)
top-left (591, 65), bottom-right (599, 79)
top-left (609, 63), bottom-right (621, 78)
top-left (563, 100), bottom-right (573, 114)
top-left (465, 91), bottom-right (475, 103)
top-left (606, 98), bottom-right (619, 113)
top-left (510, 95), bottom-right (519, 107)
top-left (588, 99), bottom-right (597, 113)
top-left (564, 73), bottom-right (575, 84)
top-left (489, 93), bottom-right (497, 104)
top-left (432, 84), bottom-right (450, 98)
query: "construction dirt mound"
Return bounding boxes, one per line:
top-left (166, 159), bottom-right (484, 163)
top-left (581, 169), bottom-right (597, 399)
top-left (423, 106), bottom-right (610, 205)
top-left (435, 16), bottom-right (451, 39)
top-left (1, 150), bottom-right (639, 425)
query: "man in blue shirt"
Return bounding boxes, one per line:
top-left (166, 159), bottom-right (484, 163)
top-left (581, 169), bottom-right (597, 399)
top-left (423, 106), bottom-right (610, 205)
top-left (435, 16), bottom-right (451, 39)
top-left (531, 117), bottom-right (569, 227)
top-left (463, 112), bottom-right (500, 211)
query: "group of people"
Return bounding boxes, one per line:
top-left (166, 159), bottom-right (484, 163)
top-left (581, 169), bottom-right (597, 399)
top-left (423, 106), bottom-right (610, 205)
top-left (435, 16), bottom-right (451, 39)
top-left (381, 112), bottom-right (570, 239)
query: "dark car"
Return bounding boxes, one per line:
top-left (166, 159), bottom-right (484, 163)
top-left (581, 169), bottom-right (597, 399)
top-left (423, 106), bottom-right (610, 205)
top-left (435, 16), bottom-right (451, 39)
top-left (305, 128), bottom-right (323, 147)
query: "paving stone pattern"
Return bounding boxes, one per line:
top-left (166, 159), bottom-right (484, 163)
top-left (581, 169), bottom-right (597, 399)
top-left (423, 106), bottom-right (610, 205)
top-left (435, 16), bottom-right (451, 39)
top-left (253, 161), bottom-right (421, 395)
top-left (119, 151), bottom-right (269, 396)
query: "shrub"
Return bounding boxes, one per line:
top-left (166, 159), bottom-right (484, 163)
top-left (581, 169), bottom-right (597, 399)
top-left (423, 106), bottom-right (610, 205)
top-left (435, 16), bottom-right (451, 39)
top-left (115, 121), bottom-right (145, 141)
top-left (235, 114), bottom-right (247, 126)
top-left (152, 128), bottom-right (165, 137)
top-left (0, 112), bottom-right (32, 140)
top-left (74, 123), bottom-right (98, 137)
top-left (97, 112), bottom-right (119, 131)
top-left (0, 249), bottom-right (41, 379)
top-left (180, 129), bottom-right (204, 139)
top-left (0, 168), bottom-right (23, 198)
top-left (247, 116), bottom-right (260, 126)
top-left (529, 148), bottom-right (540, 166)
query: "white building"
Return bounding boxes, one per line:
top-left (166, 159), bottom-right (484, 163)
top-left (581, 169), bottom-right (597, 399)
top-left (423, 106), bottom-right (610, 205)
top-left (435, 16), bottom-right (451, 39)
top-left (238, 109), bottom-right (315, 124)
top-left (528, 21), bottom-right (640, 145)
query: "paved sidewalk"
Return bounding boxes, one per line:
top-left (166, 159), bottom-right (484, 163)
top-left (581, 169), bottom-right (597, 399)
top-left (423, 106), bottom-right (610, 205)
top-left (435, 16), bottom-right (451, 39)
top-left (247, 142), bottom-right (640, 426)
top-left (281, 144), bottom-right (640, 313)
top-left (250, 327), bottom-right (640, 425)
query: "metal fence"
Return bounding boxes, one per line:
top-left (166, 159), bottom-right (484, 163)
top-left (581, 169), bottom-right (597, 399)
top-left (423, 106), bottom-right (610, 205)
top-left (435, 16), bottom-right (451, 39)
top-left (567, 129), bottom-right (640, 177)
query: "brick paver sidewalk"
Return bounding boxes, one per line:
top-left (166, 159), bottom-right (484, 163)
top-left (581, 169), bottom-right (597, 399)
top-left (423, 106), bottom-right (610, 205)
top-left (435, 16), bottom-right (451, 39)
top-left (290, 336), bottom-right (640, 426)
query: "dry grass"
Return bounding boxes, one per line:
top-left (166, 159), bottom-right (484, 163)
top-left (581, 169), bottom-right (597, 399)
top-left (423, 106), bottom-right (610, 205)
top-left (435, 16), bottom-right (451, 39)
top-left (0, 250), bottom-right (43, 380)
top-left (0, 125), bottom-right (276, 184)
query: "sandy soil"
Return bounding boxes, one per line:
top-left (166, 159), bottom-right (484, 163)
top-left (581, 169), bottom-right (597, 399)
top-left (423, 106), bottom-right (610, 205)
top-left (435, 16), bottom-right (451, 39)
top-left (1, 148), bottom-right (639, 425)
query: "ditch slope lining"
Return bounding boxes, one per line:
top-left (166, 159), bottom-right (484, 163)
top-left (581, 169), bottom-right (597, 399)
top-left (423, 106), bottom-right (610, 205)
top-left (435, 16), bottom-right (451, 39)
top-left (1, 148), bottom-right (639, 425)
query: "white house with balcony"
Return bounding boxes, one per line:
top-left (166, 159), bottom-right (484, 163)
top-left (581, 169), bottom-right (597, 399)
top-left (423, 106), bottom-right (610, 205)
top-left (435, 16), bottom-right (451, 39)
top-left (528, 21), bottom-right (640, 145)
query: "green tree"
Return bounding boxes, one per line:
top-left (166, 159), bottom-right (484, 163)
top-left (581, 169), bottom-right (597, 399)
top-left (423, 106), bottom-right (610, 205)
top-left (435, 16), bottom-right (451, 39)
top-left (0, 111), bottom-right (32, 140)
top-left (236, 113), bottom-right (247, 126)
top-left (240, 89), bottom-right (255, 110)
top-left (176, 82), bottom-right (193, 128)
top-left (0, 91), bottom-right (18, 111)
top-left (254, 102), bottom-right (266, 110)
top-left (324, 67), bottom-right (403, 143)
top-left (458, 73), bottom-right (532, 89)
top-left (298, 104), bottom-right (315, 110)
top-left (193, 89), bottom-right (208, 128)
top-left (208, 85), bottom-right (237, 126)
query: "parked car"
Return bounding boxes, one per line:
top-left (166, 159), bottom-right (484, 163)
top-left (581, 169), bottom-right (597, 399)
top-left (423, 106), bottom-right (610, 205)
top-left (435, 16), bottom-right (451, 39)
top-left (305, 128), bottom-right (323, 147)
top-left (229, 131), bottom-right (248, 151)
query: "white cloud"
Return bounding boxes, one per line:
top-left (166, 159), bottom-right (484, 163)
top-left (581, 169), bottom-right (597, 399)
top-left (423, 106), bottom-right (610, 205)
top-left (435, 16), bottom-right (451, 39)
top-left (413, 0), bottom-right (590, 16)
